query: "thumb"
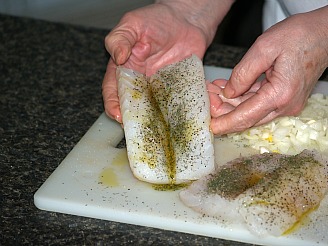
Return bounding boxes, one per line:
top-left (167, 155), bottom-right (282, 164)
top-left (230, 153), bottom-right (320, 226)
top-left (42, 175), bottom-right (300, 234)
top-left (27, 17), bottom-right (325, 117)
top-left (223, 42), bottom-right (275, 98)
top-left (104, 26), bottom-right (137, 65)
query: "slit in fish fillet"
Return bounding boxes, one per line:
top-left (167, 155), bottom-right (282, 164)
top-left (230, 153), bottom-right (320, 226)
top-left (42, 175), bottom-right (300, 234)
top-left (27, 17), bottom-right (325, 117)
top-left (116, 55), bottom-right (215, 184)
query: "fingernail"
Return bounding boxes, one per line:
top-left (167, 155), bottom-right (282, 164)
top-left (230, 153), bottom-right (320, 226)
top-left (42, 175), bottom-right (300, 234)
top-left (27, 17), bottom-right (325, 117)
top-left (115, 114), bottom-right (123, 124)
top-left (223, 88), bottom-right (235, 98)
top-left (113, 47), bottom-right (124, 65)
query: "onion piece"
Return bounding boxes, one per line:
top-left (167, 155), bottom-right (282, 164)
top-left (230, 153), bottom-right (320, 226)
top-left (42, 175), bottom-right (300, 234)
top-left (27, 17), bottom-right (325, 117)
top-left (227, 93), bottom-right (328, 154)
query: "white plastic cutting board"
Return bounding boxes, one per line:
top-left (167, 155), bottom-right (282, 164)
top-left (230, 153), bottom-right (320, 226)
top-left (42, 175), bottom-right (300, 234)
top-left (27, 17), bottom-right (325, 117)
top-left (34, 66), bottom-right (328, 246)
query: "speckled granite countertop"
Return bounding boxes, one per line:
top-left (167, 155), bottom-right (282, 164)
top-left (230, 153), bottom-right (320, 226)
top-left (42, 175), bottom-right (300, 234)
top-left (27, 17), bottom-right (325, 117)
top-left (2, 14), bottom-right (324, 246)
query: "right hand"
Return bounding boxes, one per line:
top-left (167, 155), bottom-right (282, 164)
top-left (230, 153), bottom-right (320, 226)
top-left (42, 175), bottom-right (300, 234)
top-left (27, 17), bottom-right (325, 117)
top-left (208, 6), bottom-right (328, 135)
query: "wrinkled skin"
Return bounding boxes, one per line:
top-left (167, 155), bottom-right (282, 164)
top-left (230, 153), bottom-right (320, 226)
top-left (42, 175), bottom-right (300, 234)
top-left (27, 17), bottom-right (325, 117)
top-left (103, 1), bottom-right (328, 135)
top-left (102, 1), bottom-right (232, 123)
top-left (210, 7), bottom-right (328, 134)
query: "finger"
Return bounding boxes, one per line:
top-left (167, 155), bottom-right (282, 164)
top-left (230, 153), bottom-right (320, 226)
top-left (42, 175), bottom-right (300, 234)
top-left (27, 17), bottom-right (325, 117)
top-left (207, 81), bottom-right (224, 94)
top-left (211, 82), bottom-right (278, 135)
top-left (207, 82), bottom-right (249, 118)
top-left (213, 76), bottom-right (263, 95)
top-left (209, 94), bottom-right (236, 117)
top-left (223, 39), bottom-right (277, 98)
top-left (212, 79), bottom-right (228, 88)
top-left (208, 91), bottom-right (228, 118)
top-left (208, 81), bottom-right (256, 107)
top-left (104, 24), bottom-right (138, 65)
top-left (102, 59), bottom-right (122, 123)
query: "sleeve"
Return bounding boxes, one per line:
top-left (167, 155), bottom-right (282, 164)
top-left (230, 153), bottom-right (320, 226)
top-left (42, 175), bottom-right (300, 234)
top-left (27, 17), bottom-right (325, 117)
top-left (279, 0), bottom-right (328, 15)
top-left (262, 0), bottom-right (328, 31)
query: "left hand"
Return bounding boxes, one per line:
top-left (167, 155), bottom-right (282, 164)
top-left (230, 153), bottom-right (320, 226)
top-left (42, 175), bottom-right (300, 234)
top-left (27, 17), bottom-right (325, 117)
top-left (102, 0), bottom-right (233, 123)
top-left (209, 6), bottom-right (328, 135)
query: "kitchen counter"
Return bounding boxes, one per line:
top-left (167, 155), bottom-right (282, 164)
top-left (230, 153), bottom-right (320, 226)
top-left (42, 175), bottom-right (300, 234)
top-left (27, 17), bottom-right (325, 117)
top-left (1, 14), bottom-right (325, 245)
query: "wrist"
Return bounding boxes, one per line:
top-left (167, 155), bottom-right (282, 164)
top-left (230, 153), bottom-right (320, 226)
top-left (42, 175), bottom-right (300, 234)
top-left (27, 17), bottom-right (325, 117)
top-left (156, 0), bottom-right (234, 46)
top-left (302, 6), bottom-right (328, 68)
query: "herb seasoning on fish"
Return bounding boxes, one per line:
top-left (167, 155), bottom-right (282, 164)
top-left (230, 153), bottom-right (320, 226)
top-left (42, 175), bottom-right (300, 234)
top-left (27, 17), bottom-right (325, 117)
top-left (180, 149), bottom-right (328, 237)
top-left (207, 153), bottom-right (280, 199)
top-left (207, 162), bottom-right (264, 199)
top-left (117, 55), bottom-right (215, 185)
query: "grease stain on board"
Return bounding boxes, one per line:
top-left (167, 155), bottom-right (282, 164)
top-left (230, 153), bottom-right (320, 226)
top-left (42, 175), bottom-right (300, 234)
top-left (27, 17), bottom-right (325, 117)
top-left (99, 150), bottom-right (129, 187)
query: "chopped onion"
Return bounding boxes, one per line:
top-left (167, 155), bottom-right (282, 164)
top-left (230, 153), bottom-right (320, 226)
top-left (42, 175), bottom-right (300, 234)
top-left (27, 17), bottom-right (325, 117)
top-left (227, 93), bottom-right (328, 155)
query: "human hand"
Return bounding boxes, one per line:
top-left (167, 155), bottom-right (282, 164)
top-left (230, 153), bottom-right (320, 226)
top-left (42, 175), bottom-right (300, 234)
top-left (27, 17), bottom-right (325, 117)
top-left (102, 0), bottom-right (233, 123)
top-left (210, 6), bottom-right (328, 135)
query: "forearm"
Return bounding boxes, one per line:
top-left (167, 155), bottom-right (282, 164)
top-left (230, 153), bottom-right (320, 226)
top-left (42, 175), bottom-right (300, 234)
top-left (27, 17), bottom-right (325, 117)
top-left (309, 5), bottom-right (328, 68)
top-left (289, 5), bottom-right (328, 70)
top-left (156, 0), bottom-right (235, 46)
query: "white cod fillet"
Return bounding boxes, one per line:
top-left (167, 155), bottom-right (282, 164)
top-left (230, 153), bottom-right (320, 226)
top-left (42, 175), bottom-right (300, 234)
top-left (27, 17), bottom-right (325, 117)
top-left (179, 149), bottom-right (328, 237)
top-left (116, 55), bottom-right (215, 184)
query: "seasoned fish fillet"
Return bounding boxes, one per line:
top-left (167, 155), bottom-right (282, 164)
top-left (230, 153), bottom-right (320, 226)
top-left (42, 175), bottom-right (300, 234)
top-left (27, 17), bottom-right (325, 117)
top-left (117, 55), bottom-right (215, 184)
top-left (179, 149), bottom-right (328, 237)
